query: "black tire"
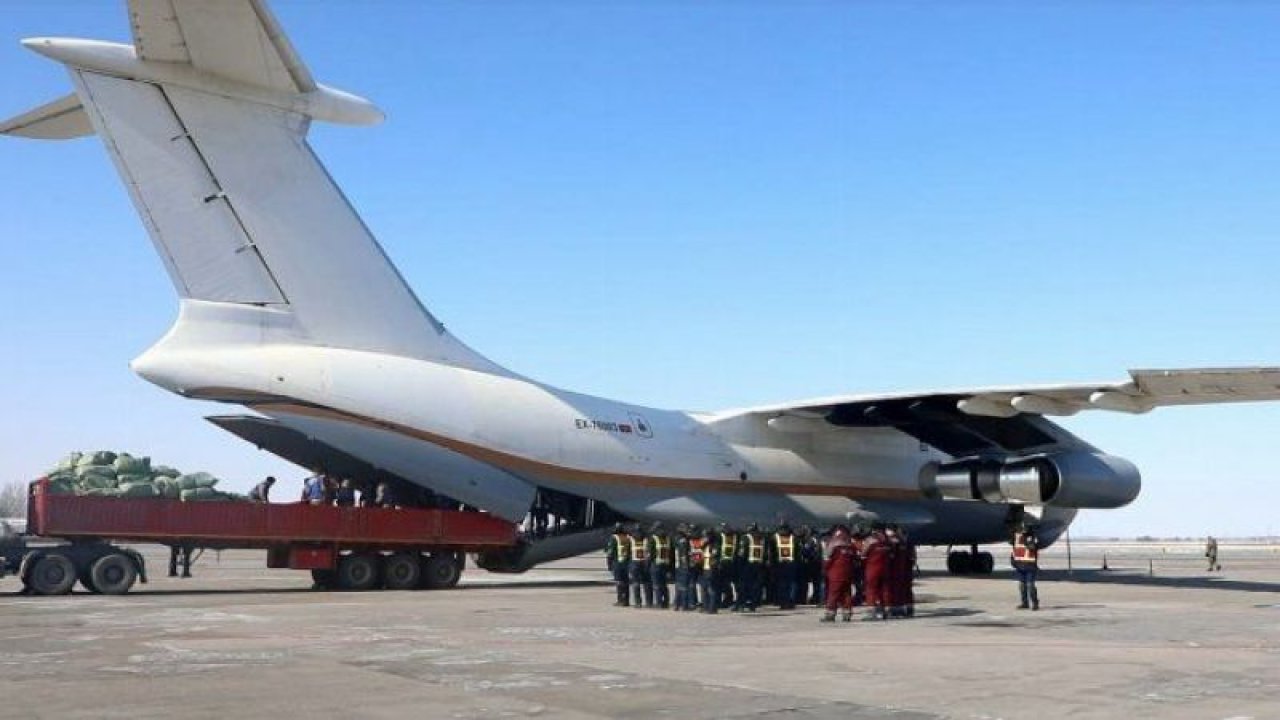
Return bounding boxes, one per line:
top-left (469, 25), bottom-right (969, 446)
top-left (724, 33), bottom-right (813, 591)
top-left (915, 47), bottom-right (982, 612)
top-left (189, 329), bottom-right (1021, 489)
top-left (79, 569), bottom-right (102, 594)
top-left (383, 553), bottom-right (422, 590)
top-left (336, 554), bottom-right (380, 591)
top-left (90, 553), bottom-right (138, 595)
top-left (947, 551), bottom-right (973, 575)
top-left (974, 552), bottom-right (995, 575)
top-left (422, 553), bottom-right (463, 589)
top-left (29, 554), bottom-right (77, 596)
top-left (310, 568), bottom-right (337, 589)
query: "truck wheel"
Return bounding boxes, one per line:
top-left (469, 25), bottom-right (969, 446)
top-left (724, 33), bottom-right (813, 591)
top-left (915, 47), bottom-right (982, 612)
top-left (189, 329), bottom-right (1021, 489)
top-left (29, 554), bottom-right (77, 596)
top-left (422, 553), bottom-right (462, 589)
top-left (90, 553), bottom-right (138, 595)
top-left (336, 554), bottom-right (380, 591)
top-left (79, 569), bottom-right (102, 594)
top-left (975, 552), bottom-right (995, 574)
top-left (383, 553), bottom-right (422, 590)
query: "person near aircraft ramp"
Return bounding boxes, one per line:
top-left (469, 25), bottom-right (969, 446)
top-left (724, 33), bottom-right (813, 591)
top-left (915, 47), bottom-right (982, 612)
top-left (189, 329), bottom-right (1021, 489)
top-left (717, 523), bottom-right (738, 610)
top-left (647, 523), bottom-right (672, 609)
top-left (770, 523), bottom-right (799, 609)
top-left (699, 528), bottom-right (721, 614)
top-left (821, 525), bottom-right (856, 622)
top-left (1011, 522), bottom-right (1040, 610)
top-left (629, 525), bottom-right (653, 608)
top-left (862, 522), bottom-right (892, 620)
top-left (605, 522), bottom-right (632, 606)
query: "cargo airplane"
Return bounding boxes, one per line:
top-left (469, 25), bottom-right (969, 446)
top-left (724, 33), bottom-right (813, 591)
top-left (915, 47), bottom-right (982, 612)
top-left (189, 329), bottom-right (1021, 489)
top-left (6, 0), bottom-right (1279, 572)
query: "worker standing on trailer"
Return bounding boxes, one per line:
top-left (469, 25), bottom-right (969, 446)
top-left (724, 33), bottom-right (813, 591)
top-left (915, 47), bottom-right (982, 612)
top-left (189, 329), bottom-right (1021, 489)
top-left (1011, 521), bottom-right (1040, 611)
top-left (605, 522), bottom-right (631, 607)
top-left (770, 522), bottom-right (798, 609)
top-left (647, 523), bottom-right (672, 609)
top-left (699, 528), bottom-right (721, 614)
top-left (334, 478), bottom-right (357, 507)
top-left (629, 524), bottom-right (653, 608)
top-left (248, 476), bottom-right (275, 503)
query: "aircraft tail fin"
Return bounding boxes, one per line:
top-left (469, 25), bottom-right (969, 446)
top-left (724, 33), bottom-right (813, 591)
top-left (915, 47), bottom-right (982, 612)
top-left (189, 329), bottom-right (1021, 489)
top-left (3, 1), bottom-right (502, 373)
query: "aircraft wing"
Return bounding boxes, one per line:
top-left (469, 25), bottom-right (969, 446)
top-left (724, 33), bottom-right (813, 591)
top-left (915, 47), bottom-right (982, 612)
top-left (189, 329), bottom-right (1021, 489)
top-left (128, 0), bottom-right (316, 93)
top-left (719, 367), bottom-right (1280, 457)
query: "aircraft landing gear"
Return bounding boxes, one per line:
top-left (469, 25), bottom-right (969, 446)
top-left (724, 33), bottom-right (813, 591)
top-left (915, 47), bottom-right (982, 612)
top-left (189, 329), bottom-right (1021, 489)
top-left (946, 544), bottom-right (995, 575)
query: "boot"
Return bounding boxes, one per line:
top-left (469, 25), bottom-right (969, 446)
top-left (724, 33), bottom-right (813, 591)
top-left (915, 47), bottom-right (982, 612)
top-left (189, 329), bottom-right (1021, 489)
top-left (841, 612), bottom-right (852, 622)
top-left (820, 612), bottom-right (836, 623)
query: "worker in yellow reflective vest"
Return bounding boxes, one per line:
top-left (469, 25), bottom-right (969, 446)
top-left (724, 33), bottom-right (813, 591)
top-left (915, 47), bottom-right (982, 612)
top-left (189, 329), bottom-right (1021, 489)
top-left (605, 522), bottom-right (631, 607)
top-left (769, 522), bottom-right (799, 609)
top-left (646, 523), bottom-right (672, 609)
top-left (1010, 521), bottom-right (1040, 611)
top-left (699, 527), bottom-right (721, 614)
top-left (738, 523), bottom-right (766, 611)
top-left (629, 525), bottom-right (653, 608)
top-left (717, 523), bottom-right (739, 610)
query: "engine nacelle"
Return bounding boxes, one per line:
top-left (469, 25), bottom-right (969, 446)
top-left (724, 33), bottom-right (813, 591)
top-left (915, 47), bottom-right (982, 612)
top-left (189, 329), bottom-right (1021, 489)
top-left (919, 451), bottom-right (1141, 509)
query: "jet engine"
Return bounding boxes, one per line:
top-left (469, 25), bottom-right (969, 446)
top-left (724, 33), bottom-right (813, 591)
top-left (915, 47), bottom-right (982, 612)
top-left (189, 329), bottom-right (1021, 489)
top-left (919, 451), bottom-right (1141, 509)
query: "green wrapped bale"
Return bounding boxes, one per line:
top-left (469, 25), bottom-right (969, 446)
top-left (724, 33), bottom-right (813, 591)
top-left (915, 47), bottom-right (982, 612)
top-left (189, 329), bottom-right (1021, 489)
top-left (152, 465), bottom-right (181, 479)
top-left (177, 473), bottom-right (219, 490)
top-left (119, 483), bottom-right (159, 498)
top-left (80, 451), bottom-right (117, 467)
top-left (76, 464), bottom-right (116, 481)
top-left (82, 487), bottom-right (122, 498)
top-left (180, 487), bottom-right (220, 502)
top-left (55, 452), bottom-right (83, 472)
top-left (115, 473), bottom-right (151, 487)
top-left (113, 454), bottom-right (151, 475)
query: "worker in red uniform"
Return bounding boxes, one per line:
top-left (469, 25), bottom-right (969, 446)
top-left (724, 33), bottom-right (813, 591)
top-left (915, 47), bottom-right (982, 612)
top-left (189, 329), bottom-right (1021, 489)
top-left (821, 525), bottom-right (856, 622)
top-left (861, 521), bottom-right (892, 621)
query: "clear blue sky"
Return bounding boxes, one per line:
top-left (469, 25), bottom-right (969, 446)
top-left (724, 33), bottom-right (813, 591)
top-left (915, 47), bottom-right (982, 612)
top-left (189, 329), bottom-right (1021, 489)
top-left (2, 2), bottom-right (1278, 537)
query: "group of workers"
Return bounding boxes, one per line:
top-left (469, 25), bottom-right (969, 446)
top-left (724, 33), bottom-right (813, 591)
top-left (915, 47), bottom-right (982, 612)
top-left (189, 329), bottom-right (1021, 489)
top-left (245, 473), bottom-right (409, 509)
top-left (604, 521), bottom-right (919, 621)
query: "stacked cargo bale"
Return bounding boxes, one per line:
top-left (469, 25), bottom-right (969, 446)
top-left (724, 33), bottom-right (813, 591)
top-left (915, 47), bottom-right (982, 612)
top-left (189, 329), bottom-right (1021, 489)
top-left (42, 451), bottom-right (248, 502)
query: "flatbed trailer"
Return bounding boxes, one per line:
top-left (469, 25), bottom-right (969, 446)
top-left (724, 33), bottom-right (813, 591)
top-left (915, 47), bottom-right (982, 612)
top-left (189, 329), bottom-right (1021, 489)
top-left (0, 478), bottom-right (519, 595)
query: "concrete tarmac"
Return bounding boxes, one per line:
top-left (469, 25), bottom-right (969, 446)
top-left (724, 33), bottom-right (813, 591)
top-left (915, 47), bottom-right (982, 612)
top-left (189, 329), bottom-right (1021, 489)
top-left (2, 542), bottom-right (1278, 720)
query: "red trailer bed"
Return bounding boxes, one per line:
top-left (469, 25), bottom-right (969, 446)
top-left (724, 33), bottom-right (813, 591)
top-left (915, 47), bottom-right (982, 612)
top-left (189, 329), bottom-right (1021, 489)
top-left (12, 478), bottom-right (520, 595)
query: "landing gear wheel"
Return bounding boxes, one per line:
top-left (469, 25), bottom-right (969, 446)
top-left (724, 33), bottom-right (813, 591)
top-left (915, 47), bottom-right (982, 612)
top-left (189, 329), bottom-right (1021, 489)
top-left (310, 569), bottom-right (336, 589)
top-left (383, 553), bottom-right (422, 590)
top-left (974, 552), bottom-right (995, 574)
top-left (336, 554), bottom-right (380, 591)
top-left (90, 553), bottom-right (138, 595)
top-left (29, 554), bottom-right (77, 596)
top-left (946, 551), bottom-right (974, 575)
top-left (421, 553), bottom-right (463, 589)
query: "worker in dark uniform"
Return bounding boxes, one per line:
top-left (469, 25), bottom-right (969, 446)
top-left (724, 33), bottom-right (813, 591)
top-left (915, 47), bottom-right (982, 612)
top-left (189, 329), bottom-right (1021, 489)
top-left (821, 525), bottom-right (855, 622)
top-left (717, 523), bottom-right (738, 610)
top-left (770, 522), bottom-right (799, 609)
top-left (629, 525), bottom-right (653, 608)
top-left (798, 526), bottom-right (823, 605)
top-left (699, 528), bottom-right (721, 613)
top-left (739, 523), bottom-right (765, 611)
top-left (892, 524), bottom-right (916, 617)
top-left (1011, 522), bottom-right (1040, 610)
top-left (248, 476), bottom-right (275, 503)
top-left (647, 523), bottom-right (672, 609)
top-left (605, 522), bottom-right (631, 606)
top-left (167, 544), bottom-right (194, 578)
top-left (334, 478), bottom-right (357, 507)
top-left (672, 524), bottom-right (693, 611)
top-left (862, 521), bottom-right (891, 620)
top-left (885, 524), bottom-right (910, 618)
top-left (687, 526), bottom-right (705, 610)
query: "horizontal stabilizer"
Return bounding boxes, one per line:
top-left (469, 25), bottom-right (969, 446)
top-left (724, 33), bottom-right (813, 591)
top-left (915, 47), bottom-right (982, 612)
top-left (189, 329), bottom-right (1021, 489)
top-left (0, 93), bottom-right (93, 139)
